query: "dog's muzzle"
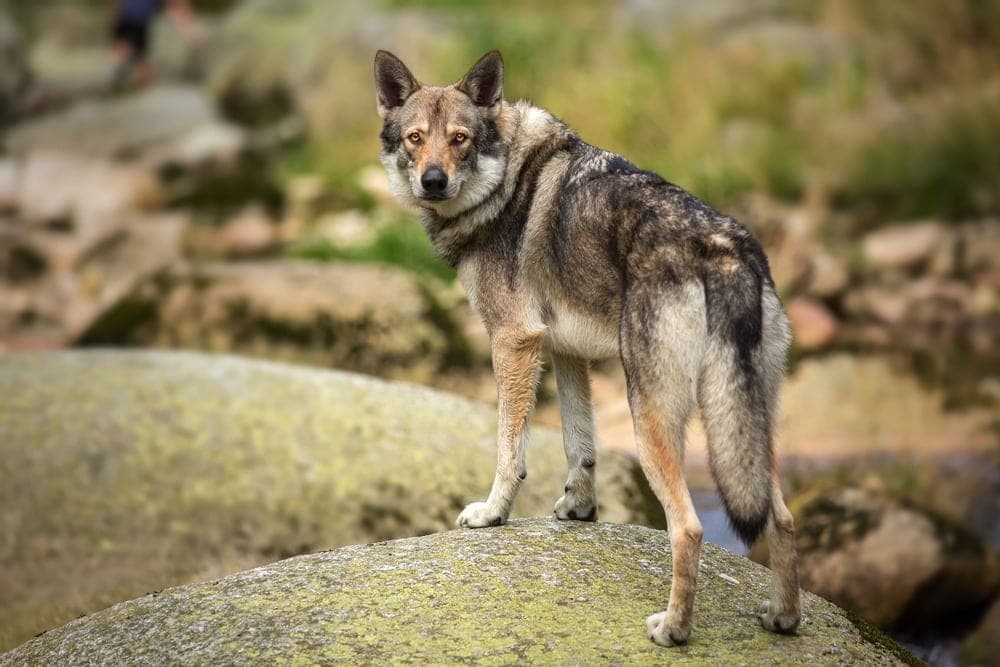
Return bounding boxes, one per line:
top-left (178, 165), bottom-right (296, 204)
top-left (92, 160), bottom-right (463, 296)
top-left (420, 167), bottom-right (449, 200)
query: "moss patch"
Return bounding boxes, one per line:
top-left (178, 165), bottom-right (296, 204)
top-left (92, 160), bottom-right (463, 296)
top-left (2, 519), bottom-right (915, 665)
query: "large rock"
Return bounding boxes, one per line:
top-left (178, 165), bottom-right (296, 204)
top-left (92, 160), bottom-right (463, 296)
top-left (17, 151), bottom-right (162, 229)
top-left (3, 86), bottom-right (216, 159)
top-left (0, 350), bottom-right (658, 651)
top-left (862, 221), bottom-right (946, 271)
top-left (1, 519), bottom-right (916, 665)
top-left (786, 297), bottom-right (838, 351)
top-left (0, 212), bottom-right (183, 351)
top-left (778, 355), bottom-right (996, 459)
top-left (77, 260), bottom-right (478, 384)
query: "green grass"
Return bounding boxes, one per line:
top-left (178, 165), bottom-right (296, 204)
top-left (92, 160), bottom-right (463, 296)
top-left (292, 215), bottom-right (455, 282)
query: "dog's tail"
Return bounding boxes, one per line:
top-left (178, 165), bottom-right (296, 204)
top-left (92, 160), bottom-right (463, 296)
top-left (698, 276), bottom-right (788, 547)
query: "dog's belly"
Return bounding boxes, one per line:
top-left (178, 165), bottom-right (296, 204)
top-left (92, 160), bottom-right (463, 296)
top-left (545, 304), bottom-right (619, 359)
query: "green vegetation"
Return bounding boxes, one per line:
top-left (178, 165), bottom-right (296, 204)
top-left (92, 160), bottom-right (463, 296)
top-left (272, 0), bottom-right (999, 231)
top-left (292, 214), bottom-right (455, 282)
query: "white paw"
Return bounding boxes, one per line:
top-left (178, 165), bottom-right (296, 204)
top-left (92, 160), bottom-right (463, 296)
top-left (758, 600), bottom-right (800, 634)
top-left (646, 611), bottom-right (690, 647)
top-left (553, 494), bottom-right (597, 521)
top-left (456, 501), bottom-right (506, 528)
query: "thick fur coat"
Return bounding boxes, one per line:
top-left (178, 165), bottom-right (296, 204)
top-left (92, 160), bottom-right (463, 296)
top-left (374, 49), bottom-right (801, 646)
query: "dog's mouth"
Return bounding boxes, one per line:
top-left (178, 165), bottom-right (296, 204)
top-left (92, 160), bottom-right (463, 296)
top-left (414, 182), bottom-right (462, 203)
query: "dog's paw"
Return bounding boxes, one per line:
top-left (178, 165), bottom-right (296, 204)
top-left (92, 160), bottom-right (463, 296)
top-left (456, 502), bottom-right (506, 528)
top-left (553, 494), bottom-right (597, 522)
top-left (645, 611), bottom-right (690, 647)
top-left (758, 601), bottom-right (800, 635)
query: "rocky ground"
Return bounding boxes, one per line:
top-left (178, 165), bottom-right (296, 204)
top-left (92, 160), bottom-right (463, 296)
top-left (0, 1), bottom-right (997, 664)
top-left (0, 350), bottom-right (660, 651)
top-left (3, 518), bottom-right (918, 665)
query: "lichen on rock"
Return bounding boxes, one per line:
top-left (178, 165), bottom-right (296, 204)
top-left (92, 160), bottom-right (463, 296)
top-left (1, 519), bottom-right (916, 665)
top-left (0, 350), bottom-right (655, 650)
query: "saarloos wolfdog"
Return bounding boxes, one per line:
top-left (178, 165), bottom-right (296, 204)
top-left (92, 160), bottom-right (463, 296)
top-left (373, 49), bottom-right (800, 646)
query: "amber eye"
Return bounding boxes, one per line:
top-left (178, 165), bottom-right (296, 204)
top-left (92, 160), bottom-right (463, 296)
top-left (453, 132), bottom-right (467, 144)
top-left (407, 132), bottom-right (421, 144)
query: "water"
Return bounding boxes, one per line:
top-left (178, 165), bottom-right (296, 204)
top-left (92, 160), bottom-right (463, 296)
top-left (691, 488), bottom-right (746, 555)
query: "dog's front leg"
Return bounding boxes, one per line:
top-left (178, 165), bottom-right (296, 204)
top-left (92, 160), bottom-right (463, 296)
top-left (457, 327), bottom-right (544, 528)
top-left (552, 353), bottom-right (598, 521)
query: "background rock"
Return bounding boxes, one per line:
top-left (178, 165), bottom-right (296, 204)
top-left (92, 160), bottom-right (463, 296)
top-left (4, 85), bottom-right (215, 159)
top-left (960, 598), bottom-right (1000, 667)
top-left (862, 221), bottom-right (945, 272)
top-left (0, 350), bottom-right (659, 650)
top-left (776, 355), bottom-right (996, 459)
top-left (0, 160), bottom-right (18, 214)
top-left (0, 8), bottom-right (31, 122)
top-left (1, 519), bottom-right (917, 665)
top-left (77, 261), bottom-right (479, 384)
top-left (754, 486), bottom-right (999, 634)
top-left (215, 204), bottom-right (280, 257)
top-left (787, 297), bottom-right (838, 351)
top-left (0, 212), bottom-right (183, 352)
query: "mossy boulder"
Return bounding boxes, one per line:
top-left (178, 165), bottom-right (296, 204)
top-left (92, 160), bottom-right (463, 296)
top-left (76, 261), bottom-right (478, 385)
top-left (0, 350), bottom-right (655, 650)
top-left (2, 519), bottom-right (916, 665)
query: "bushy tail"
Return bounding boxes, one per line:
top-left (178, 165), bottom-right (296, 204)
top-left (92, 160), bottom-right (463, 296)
top-left (698, 338), bottom-right (775, 547)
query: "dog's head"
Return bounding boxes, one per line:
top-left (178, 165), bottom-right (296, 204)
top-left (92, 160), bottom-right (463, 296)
top-left (374, 50), bottom-right (507, 217)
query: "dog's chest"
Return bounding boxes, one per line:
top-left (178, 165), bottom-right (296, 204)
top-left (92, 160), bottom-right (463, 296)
top-left (544, 302), bottom-right (619, 360)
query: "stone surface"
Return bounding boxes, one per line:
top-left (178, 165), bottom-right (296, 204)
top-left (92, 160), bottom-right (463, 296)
top-left (787, 298), bottom-right (838, 350)
top-left (0, 350), bottom-right (657, 650)
top-left (0, 159), bottom-right (18, 213)
top-left (960, 597), bottom-right (1000, 667)
top-left (806, 250), bottom-right (850, 299)
top-left (960, 219), bottom-right (1000, 276)
top-left (777, 355), bottom-right (996, 458)
top-left (862, 221), bottom-right (945, 271)
top-left (216, 205), bottom-right (280, 257)
top-left (17, 151), bottom-right (161, 230)
top-left (768, 486), bottom-right (998, 633)
top-left (4, 86), bottom-right (216, 159)
top-left (1, 519), bottom-right (916, 665)
top-left (843, 286), bottom-right (910, 325)
top-left (78, 260), bottom-right (479, 383)
top-left (0, 212), bottom-right (183, 351)
top-left (0, 9), bottom-right (31, 121)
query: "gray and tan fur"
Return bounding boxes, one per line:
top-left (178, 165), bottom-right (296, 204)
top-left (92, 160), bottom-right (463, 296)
top-left (374, 49), bottom-right (800, 646)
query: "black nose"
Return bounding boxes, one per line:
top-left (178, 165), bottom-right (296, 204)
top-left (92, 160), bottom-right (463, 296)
top-left (421, 167), bottom-right (448, 195)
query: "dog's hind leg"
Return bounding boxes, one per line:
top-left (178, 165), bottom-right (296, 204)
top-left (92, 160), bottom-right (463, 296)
top-left (551, 353), bottom-right (598, 521)
top-left (759, 473), bottom-right (800, 633)
top-left (756, 289), bottom-right (800, 632)
top-left (621, 282), bottom-right (705, 646)
top-left (457, 327), bottom-right (545, 528)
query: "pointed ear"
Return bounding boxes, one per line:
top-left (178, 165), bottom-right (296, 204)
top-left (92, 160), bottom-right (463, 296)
top-left (374, 50), bottom-right (420, 118)
top-left (456, 50), bottom-right (504, 115)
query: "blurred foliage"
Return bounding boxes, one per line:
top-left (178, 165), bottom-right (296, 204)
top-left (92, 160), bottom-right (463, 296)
top-left (267, 0), bottom-right (999, 226)
top-left (292, 214), bottom-right (456, 282)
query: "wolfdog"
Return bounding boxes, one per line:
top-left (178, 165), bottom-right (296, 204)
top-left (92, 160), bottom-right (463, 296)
top-left (374, 49), bottom-right (800, 645)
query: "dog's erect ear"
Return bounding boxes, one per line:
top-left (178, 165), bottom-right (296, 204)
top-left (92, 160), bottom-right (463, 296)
top-left (374, 50), bottom-right (420, 118)
top-left (456, 50), bottom-right (503, 115)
